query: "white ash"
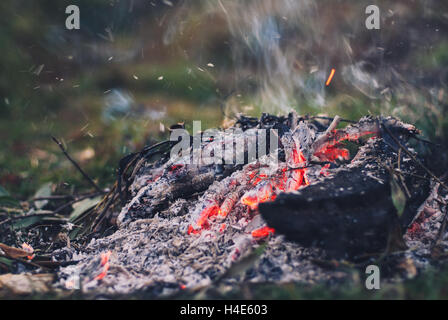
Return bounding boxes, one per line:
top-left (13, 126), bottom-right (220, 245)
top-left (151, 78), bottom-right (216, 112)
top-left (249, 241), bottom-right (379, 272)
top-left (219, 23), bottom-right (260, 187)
top-left (403, 182), bottom-right (448, 271)
top-left (56, 210), bottom-right (343, 296)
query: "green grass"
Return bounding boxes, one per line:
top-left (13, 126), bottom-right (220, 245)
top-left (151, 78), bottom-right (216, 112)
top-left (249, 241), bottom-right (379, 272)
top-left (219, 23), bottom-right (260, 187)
top-left (179, 264), bottom-right (448, 300)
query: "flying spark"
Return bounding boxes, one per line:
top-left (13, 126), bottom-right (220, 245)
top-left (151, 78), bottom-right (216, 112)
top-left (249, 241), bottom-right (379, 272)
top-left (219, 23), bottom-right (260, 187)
top-left (326, 68), bottom-right (336, 86)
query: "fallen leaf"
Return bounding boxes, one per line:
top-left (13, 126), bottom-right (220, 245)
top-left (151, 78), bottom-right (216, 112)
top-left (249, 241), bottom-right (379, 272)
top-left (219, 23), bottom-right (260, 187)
top-left (69, 196), bottom-right (102, 221)
top-left (0, 243), bottom-right (32, 259)
top-left (0, 186), bottom-right (9, 197)
top-left (12, 215), bottom-right (42, 230)
top-left (33, 182), bottom-right (53, 209)
top-left (391, 176), bottom-right (406, 217)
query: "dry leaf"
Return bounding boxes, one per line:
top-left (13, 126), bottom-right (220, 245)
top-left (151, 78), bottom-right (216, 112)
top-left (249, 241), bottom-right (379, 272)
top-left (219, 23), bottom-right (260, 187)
top-left (0, 243), bottom-right (32, 259)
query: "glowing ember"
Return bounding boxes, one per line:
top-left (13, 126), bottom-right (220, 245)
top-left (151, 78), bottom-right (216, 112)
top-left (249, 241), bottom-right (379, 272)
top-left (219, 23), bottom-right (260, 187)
top-left (169, 164), bottom-right (184, 172)
top-left (219, 190), bottom-right (241, 219)
top-left (188, 201), bottom-right (220, 234)
top-left (241, 187), bottom-right (263, 210)
top-left (219, 223), bottom-right (226, 233)
top-left (188, 139), bottom-right (311, 234)
top-left (21, 243), bottom-right (35, 260)
top-left (407, 207), bottom-right (439, 238)
top-left (252, 226), bottom-right (275, 238)
top-left (320, 163), bottom-right (331, 176)
top-left (407, 222), bottom-right (422, 235)
top-left (94, 251), bottom-right (111, 281)
top-left (314, 145), bottom-right (350, 162)
top-left (240, 141), bottom-right (309, 211)
top-left (313, 130), bottom-right (377, 163)
top-left (187, 122), bottom-right (379, 236)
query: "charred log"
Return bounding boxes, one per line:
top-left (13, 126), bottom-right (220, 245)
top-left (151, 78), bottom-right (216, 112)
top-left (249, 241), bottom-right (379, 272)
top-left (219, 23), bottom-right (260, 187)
top-left (260, 139), bottom-right (430, 258)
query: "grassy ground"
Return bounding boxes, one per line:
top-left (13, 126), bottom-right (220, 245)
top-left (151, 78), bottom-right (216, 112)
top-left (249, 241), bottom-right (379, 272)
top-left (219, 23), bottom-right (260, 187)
top-left (199, 266), bottom-right (448, 300)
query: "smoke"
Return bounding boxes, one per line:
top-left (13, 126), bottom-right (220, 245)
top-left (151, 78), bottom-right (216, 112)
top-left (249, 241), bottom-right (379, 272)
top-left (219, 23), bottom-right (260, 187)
top-left (215, 0), bottom-right (326, 114)
top-left (164, 0), bottom-right (447, 139)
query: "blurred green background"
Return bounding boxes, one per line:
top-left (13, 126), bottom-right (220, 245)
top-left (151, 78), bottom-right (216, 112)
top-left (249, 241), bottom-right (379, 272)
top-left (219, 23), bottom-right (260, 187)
top-left (0, 0), bottom-right (447, 199)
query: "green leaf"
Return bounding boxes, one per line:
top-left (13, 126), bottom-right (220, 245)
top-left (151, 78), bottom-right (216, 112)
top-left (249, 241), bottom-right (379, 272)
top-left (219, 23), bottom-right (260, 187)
top-left (391, 177), bottom-right (406, 217)
top-left (69, 196), bottom-right (102, 222)
top-left (11, 216), bottom-right (43, 230)
top-left (0, 256), bottom-right (14, 269)
top-left (11, 215), bottom-right (66, 230)
top-left (0, 185), bottom-right (10, 197)
top-left (68, 227), bottom-right (82, 241)
top-left (0, 185), bottom-right (20, 208)
top-left (0, 196), bottom-right (20, 208)
top-left (33, 182), bottom-right (53, 209)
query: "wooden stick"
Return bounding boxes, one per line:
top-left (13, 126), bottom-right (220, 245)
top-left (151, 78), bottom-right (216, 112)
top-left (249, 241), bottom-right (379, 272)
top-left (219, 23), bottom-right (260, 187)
top-left (0, 212), bottom-right (66, 227)
top-left (310, 115), bottom-right (356, 124)
top-left (52, 136), bottom-right (103, 193)
top-left (310, 115), bottom-right (342, 154)
top-left (0, 254), bottom-right (50, 270)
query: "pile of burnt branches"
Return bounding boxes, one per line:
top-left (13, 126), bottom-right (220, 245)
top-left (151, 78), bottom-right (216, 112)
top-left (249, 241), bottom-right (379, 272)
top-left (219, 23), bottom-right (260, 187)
top-left (1, 112), bottom-right (448, 298)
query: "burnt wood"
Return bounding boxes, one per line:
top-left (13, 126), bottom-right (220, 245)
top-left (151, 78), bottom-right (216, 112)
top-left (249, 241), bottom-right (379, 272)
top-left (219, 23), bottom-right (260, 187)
top-left (260, 166), bottom-right (398, 258)
top-left (260, 143), bottom-right (430, 258)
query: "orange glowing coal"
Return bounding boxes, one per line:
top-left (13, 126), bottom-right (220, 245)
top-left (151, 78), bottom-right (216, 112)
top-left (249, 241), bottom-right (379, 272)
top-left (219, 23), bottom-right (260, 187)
top-left (314, 145), bottom-right (350, 162)
top-left (188, 202), bottom-right (220, 234)
top-left (95, 251), bottom-right (111, 281)
top-left (187, 128), bottom-right (378, 237)
top-left (252, 226), bottom-right (275, 238)
top-left (320, 163), bottom-right (331, 176)
top-left (188, 142), bottom-right (310, 236)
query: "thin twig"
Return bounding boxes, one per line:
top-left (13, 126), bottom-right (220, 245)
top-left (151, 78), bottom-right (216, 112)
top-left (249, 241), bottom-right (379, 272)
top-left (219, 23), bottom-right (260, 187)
top-left (30, 192), bottom-right (102, 202)
top-left (323, 115), bottom-right (341, 136)
top-left (310, 115), bottom-right (342, 155)
top-left (286, 161), bottom-right (333, 171)
top-left (0, 212), bottom-right (67, 227)
top-left (310, 115), bottom-right (357, 124)
top-left (396, 148), bottom-right (412, 198)
top-left (0, 254), bottom-right (50, 270)
top-left (52, 192), bottom-right (104, 214)
top-left (393, 169), bottom-right (431, 182)
top-left (92, 192), bottom-right (117, 232)
top-left (52, 136), bottom-right (102, 193)
top-left (410, 135), bottom-right (441, 147)
top-left (29, 195), bottom-right (75, 202)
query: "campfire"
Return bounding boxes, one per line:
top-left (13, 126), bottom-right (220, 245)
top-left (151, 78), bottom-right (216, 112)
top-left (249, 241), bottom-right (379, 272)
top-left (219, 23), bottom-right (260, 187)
top-left (55, 113), bottom-right (441, 297)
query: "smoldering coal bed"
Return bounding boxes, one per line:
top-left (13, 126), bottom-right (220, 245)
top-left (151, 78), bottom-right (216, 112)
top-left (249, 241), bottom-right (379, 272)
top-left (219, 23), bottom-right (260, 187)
top-left (54, 114), bottom-right (447, 297)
